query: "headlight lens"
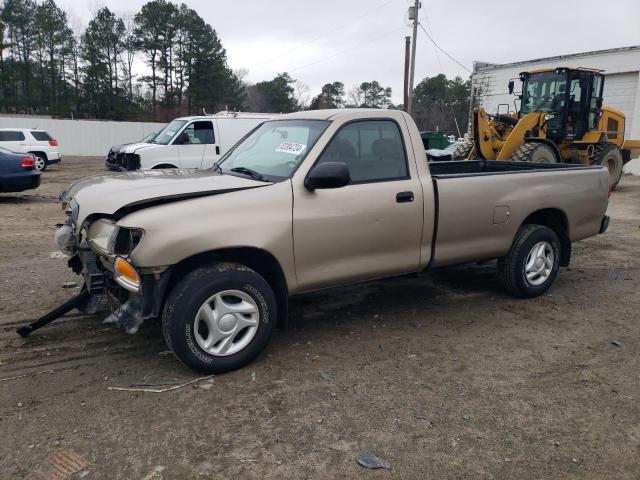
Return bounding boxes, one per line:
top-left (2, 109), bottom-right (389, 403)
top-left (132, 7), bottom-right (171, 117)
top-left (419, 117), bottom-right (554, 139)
top-left (87, 219), bottom-right (118, 255)
top-left (86, 219), bottom-right (144, 257)
top-left (114, 257), bottom-right (141, 292)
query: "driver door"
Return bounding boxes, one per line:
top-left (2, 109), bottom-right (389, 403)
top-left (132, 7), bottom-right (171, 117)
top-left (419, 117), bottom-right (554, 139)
top-left (174, 121), bottom-right (214, 168)
top-left (292, 119), bottom-right (423, 292)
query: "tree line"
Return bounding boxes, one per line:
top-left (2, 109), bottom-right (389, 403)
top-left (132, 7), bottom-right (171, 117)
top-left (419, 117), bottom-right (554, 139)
top-left (0, 0), bottom-right (470, 135)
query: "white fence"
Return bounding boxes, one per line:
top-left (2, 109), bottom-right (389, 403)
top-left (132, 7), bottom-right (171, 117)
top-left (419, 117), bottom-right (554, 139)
top-left (0, 116), bottom-right (165, 157)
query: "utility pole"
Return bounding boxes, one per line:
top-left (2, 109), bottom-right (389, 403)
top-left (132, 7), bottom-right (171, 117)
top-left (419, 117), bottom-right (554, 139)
top-left (407, 0), bottom-right (420, 116)
top-left (403, 36), bottom-right (411, 111)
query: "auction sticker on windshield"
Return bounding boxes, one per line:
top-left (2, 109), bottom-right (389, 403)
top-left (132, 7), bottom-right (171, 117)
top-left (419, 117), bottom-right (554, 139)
top-left (276, 143), bottom-right (307, 155)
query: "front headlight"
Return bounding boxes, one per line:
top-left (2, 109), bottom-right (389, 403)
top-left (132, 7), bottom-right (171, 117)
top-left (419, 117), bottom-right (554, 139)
top-left (87, 219), bottom-right (118, 255)
top-left (114, 257), bottom-right (141, 292)
top-left (112, 227), bottom-right (144, 255)
top-left (86, 218), bottom-right (144, 257)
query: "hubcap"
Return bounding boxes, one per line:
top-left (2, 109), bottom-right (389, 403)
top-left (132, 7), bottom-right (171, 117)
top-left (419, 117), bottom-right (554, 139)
top-left (524, 241), bottom-right (555, 286)
top-left (193, 290), bottom-right (259, 357)
top-left (35, 157), bottom-right (45, 171)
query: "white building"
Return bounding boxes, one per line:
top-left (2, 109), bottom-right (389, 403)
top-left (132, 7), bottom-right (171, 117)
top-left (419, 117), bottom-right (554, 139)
top-left (470, 46), bottom-right (640, 139)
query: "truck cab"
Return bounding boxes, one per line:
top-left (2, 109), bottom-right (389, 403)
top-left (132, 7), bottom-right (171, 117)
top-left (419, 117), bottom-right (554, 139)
top-left (518, 67), bottom-right (605, 142)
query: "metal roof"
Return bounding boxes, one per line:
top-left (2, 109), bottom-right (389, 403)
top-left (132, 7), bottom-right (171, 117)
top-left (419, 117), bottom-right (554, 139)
top-left (474, 45), bottom-right (640, 73)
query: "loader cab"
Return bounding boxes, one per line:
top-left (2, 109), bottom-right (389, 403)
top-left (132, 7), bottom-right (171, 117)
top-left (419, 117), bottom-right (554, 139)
top-left (518, 68), bottom-right (604, 142)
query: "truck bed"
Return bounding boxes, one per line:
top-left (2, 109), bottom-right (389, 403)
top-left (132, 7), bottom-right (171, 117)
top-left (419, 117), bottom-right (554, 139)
top-left (429, 160), bottom-right (603, 178)
top-left (427, 160), bottom-right (609, 268)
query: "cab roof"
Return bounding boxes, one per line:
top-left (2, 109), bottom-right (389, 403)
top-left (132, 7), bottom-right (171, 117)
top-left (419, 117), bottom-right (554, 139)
top-left (522, 67), bottom-right (604, 75)
top-left (173, 112), bottom-right (276, 122)
top-left (275, 108), bottom-right (407, 121)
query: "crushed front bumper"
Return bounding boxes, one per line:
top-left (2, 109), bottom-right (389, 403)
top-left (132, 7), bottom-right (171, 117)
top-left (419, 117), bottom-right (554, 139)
top-left (62, 228), bottom-right (171, 333)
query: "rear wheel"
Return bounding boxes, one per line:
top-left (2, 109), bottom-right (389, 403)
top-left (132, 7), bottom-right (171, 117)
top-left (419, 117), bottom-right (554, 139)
top-left (591, 144), bottom-right (623, 190)
top-left (511, 142), bottom-right (558, 163)
top-left (33, 154), bottom-right (47, 172)
top-left (162, 262), bottom-right (276, 373)
top-left (498, 224), bottom-right (561, 298)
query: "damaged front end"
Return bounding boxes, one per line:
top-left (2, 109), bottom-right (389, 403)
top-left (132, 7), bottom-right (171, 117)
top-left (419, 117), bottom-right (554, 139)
top-left (53, 206), bottom-right (171, 335)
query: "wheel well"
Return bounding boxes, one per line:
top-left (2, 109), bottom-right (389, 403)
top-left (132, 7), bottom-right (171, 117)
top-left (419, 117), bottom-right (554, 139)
top-left (152, 163), bottom-right (178, 169)
top-left (521, 208), bottom-right (571, 266)
top-left (166, 248), bottom-right (290, 329)
top-left (28, 151), bottom-right (47, 160)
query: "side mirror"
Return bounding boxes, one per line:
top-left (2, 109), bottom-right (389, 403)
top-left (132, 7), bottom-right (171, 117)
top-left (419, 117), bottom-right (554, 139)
top-left (305, 162), bottom-right (351, 190)
top-left (508, 80), bottom-right (515, 95)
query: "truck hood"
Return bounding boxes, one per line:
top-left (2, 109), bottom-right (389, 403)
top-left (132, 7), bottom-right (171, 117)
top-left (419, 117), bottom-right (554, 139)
top-left (120, 142), bottom-right (154, 154)
top-left (62, 169), bottom-right (269, 227)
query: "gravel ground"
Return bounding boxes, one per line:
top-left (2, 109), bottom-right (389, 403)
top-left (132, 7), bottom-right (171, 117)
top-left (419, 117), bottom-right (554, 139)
top-left (1, 157), bottom-right (639, 479)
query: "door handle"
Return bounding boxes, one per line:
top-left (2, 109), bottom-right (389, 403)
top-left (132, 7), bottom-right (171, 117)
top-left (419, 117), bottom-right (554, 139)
top-left (396, 191), bottom-right (414, 203)
top-left (215, 145), bottom-right (220, 155)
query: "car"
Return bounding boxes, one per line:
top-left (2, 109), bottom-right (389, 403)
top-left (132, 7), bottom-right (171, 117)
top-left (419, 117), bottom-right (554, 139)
top-left (48, 109), bottom-right (610, 373)
top-left (107, 112), bottom-right (277, 171)
top-left (0, 147), bottom-right (41, 193)
top-left (0, 128), bottom-right (61, 172)
top-left (106, 131), bottom-right (158, 171)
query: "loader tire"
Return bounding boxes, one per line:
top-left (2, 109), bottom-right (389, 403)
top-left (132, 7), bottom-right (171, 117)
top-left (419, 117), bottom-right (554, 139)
top-left (511, 142), bottom-right (558, 163)
top-left (591, 144), bottom-right (623, 190)
top-left (451, 141), bottom-right (474, 160)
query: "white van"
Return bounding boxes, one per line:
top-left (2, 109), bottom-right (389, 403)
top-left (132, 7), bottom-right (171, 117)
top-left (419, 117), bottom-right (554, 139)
top-left (107, 112), bottom-right (276, 171)
top-left (0, 128), bottom-right (61, 172)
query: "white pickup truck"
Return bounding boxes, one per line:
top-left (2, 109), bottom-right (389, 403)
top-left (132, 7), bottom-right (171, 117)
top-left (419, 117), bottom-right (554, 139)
top-left (105, 112), bottom-right (276, 171)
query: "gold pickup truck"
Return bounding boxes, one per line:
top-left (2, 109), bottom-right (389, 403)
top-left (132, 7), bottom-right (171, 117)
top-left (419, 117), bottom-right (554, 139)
top-left (45, 109), bottom-right (610, 373)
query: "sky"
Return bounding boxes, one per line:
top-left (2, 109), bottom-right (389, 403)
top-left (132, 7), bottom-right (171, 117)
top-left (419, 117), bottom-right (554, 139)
top-left (57, 0), bottom-right (640, 104)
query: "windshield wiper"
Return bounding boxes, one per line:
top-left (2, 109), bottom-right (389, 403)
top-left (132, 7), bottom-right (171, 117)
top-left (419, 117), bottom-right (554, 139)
top-left (229, 167), bottom-right (267, 182)
top-left (211, 162), bottom-right (222, 174)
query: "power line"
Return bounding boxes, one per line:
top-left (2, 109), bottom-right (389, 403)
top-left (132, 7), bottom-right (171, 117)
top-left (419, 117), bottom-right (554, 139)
top-left (288, 26), bottom-right (406, 74)
top-left (422, 14), bottom-right (443, 73)
top-left (247, 0), bottom-right (396, 70)
top-left (418, 23), bottom-right (472, 74)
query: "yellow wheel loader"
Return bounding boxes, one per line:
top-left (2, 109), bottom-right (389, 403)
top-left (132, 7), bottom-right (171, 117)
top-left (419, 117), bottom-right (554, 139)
top-left (454, 67), bottom-right (640, 189)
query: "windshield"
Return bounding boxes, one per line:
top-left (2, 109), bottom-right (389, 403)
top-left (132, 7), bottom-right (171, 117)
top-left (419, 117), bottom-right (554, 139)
top-left (218, 120), bottom-right (330, 180)
top-left (520, 72), bottom-right (567, 114)
top-left (141, 131), bottom-right (158, 143)
top-left (153, 120), bottom-right (187, 145)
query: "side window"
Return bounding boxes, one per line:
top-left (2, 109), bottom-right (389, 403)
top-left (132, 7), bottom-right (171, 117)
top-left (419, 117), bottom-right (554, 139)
top-left (31, 131), bottom-right (52, 141)
top-left (0, 131), bottom-right (25, 141)
top-left (176, 121), bottom-right (214, 145)
top-left (317, 120), bottom-right (408, 183)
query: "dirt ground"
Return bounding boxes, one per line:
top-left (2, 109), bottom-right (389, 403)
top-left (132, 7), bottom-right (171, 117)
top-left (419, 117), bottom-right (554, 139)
top-left (1, 157), bottom-right (639, 479)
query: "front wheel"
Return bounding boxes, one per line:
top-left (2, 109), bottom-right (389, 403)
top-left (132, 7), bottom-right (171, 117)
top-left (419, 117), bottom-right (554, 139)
top-left (510, 142), bottom-right (558, 163)
top-left (162, 262), bottom-right (277, 373)
top-left (498, 224), bottom-right (561, 297)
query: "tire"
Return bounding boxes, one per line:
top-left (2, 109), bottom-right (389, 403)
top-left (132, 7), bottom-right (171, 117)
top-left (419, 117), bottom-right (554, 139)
top-left (510, 142), bottom-right (558, 163)
top-left (162, 262), bottom-right (277, 373)
top-left (451, 141), bottom-right (474, 160)
top-left (591, 144), bottom-right (623, 190)
top-left (33, 154), bottom-right (47, 172)
top-left (498, 224), bottom-right (561, 298)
